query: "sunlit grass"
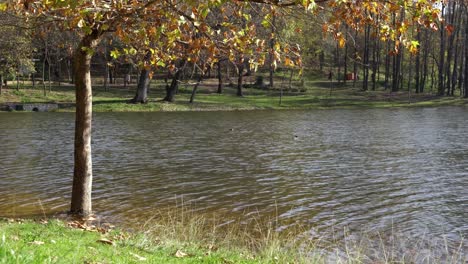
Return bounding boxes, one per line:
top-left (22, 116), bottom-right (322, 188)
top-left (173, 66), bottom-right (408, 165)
top-left (1, 77), bottom-right (467, 112)
top-left (1, 207), bottom-right (466, 264)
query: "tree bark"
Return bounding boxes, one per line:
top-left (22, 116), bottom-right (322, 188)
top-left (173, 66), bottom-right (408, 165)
top-left (163, 60), bottom-right (185, 102)
top-left (269, 13), bottom-right (276, 89)
top-left (237, 63), bottom-right (244, 97)
top-left (343, 25), bottom-right (348, 85)
top-left (32, 73), bottom-right (36, 89)
top-left (438, 4), bottom-right (447, 96)
top-left (362, 24), bottom-right (371, 91)
top-left (217, 61), bottom-right (223, 94)
top-left (130, 68), bottom-right (150, 104)
top-left (70, 31), bottom-right (101, 217)
top-left (189, 74), bottom-right (204, 103)
top-left (392, 11), bottom-right (405, 93)
top-left (415, 28), bottom-right (421, 93)
top-left (464, 4), bottom-right (468, 98)
top-left (42, 55), bottom-right (47, 96)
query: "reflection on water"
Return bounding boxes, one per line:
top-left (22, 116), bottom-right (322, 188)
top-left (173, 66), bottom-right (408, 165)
top-left (0, 108), bottom-right (467, 244)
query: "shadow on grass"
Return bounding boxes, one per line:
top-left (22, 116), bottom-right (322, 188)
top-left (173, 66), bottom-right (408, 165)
top-left (92, 99), bottom-right (130, 105)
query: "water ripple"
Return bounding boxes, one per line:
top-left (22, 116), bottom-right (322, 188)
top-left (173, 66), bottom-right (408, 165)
top-left (0, 108), bottom-right (467, 243)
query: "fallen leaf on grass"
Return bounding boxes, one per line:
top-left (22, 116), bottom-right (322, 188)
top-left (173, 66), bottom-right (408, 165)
top-left (10, 235), bottom-right (19, 241)
top-left (175, 249), bottom-right (188, 258)
top-left (29, 241), bottom-right (45, 245)
top-left (130, 252), bottom-right (147, 261)
top-left (68, 221), bottom-right (86, 229)
top-left (222, 258), bottom-right (234, 264)
top-left (97, 239), bottom-right (114, 246)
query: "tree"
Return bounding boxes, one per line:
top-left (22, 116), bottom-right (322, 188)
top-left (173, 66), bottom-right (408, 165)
top-left (0, 11), bottom-right (34, 95)
top-left (8, 0), bottom-right (441, 217)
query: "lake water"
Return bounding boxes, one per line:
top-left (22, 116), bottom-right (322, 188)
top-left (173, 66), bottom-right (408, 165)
top-left (1, 107), bottom-right (467, 245)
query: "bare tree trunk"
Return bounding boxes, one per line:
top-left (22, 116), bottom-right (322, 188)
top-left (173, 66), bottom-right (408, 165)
top-left (371, 24), bottom-right (378, 91)
top-left (438, 4), bottom-right (447, 95)
top-left (189, 74), bottom-right (204, 103)
top-left (16, 70), bottom-right (19, 91)
top-left (343, 25), bottom-right (348, 85)
top-left (48, 54), bottom-right (52, 92)
top-left (103, 44), bottom-right (109, 92)
top-left (42, 56), bottom-right (47, 96)
top-left (420, 29), bottom-right (429, 93)
top-left (68, 58), bottom-right (73, 83)
top-left (384, 38), bottom-right (390, 90)
top-left (392, 11), bottom-right (404, 92)
top-left (415, 28), bottom-right (421, 93)
top-left (217, 61), bottom-right (223, 94)
top-left (163, 60), bottom-right (186, 102)
top-left (70, 31), bottom-right (101, 217)
top-left (445, 0), bottom-right (457, 96)
top-left (353, 29), bottom-right (358, 87)
top-left (336, 42), bottom-right (341, 84)
top-left (362, 24), bottom-right (371, 91)
top-left (130, 68), bottom-right (150, 104)
top-left (269, 13), bottom-right (276, 89)
top-left (31, 73), bottom-right (36, 89)
top-left (237, 63), bottom-right (244, 97)
top-left (464, 4), bottom-right (468, 98)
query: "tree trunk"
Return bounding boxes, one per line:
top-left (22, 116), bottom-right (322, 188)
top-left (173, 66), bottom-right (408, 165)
top-left (189, 74), bottom-right (204, 103)
top-left (163, 60), bottom-right (185, 102)
top-left (371, 29), bottom-right (378, 91)
top-left (31, 73), bottom-right (35, 88)
top-left (384, 39), bottom-right (391, 90)
top-left (343, 25), bottom-right (348, 85)
top-left (16, 71), bottom-right (19, 91)
top-left (103, 43), bottom-right (109, 92)
top-left (415, 29), bottom-right (421, 93)
top-left (362, 24), bottom-right (371, 91)
top-left (353, 29), bottom-right (358, 87)
top-left (130, 68), bottom-right (150, 104)
top-left (392, 11), bottom-right (405, 93)
top-left (237, 63), bottom-right (244, 97)
top-left (70, 31), bottom-right (101, 217)
top-left (421, 29), bottom-right (429, 93)
top-left (217, 61), bottom-right (223, 94)
top-left (42, 56), bottom-right (47, 96)
top-left (438, 4), bottom-right (447, 96)
top-left (0, 75), bottom-right (2, 95)
top-left (269, 13), bottom-right (276, 89)
top-left (464, 4), bottom-right (468, 98)
top-left (48, 57), bottom-right (52, 92)
top-left (109, 66), bottom-right (114, 84)
top-left (336, 42), bottom-right (341, 84)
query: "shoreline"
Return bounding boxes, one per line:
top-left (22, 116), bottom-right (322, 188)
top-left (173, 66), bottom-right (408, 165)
top-left (1, 216), bottom-right (466, 263)
top-left (0, 96), bottom-right (466, 113)
top-left (0, 81), bottom-right (467, 113)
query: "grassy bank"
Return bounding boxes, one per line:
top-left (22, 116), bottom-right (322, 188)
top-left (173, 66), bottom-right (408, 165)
top-left (0, 218), bottom-right (314, 264)
top-left (1, 212), bottom-right (466, 263)
top-left (1, 75), bottom-right (467, 112)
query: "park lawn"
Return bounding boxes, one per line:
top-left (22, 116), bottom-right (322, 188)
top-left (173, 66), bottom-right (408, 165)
top-left (0, 77), bottom-right (467, 112)
top-left (0, 219), bottom-right (275, 264)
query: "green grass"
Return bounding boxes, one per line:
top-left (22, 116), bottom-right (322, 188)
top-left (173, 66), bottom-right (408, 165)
top-left (1, 208), bottom-right (466, 264)
top-left (0, 219), bottom-right (271, 264)
top-left (1, 76), bottom-right (467, 112)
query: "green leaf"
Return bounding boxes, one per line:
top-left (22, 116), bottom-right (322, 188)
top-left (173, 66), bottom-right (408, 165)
top-left (110, 50), bottom-right (120, 59)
